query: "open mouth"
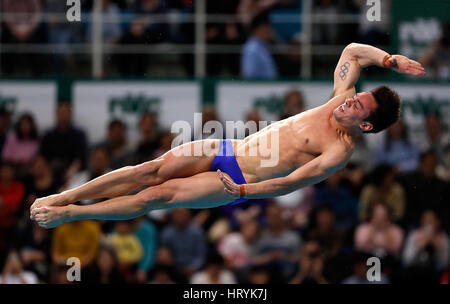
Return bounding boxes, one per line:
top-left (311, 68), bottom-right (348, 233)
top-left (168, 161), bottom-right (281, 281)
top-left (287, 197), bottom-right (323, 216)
top-left (339, 104), bottom-right (345, 112)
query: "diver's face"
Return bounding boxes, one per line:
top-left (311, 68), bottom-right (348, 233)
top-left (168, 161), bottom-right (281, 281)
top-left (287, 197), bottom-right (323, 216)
top-left (333, 92), bottom-right (378, 131)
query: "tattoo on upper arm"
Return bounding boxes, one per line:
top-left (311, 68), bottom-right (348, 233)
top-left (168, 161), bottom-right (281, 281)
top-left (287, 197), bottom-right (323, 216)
top-left (339, 62), bottom-right (350, 80)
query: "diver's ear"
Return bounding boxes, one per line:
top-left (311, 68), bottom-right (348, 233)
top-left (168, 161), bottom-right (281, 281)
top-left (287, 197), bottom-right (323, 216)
top-left (359, 122), bottom-right (373, 132)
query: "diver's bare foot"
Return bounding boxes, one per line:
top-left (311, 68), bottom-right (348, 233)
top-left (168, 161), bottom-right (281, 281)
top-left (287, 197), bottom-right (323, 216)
top-left (32, 206), bottom-right (71, 229)
top-left (30, 194), bottom-right (70, 216)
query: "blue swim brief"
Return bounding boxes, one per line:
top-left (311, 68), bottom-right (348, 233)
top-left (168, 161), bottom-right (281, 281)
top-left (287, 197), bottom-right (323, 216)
top-left (210, 139), bottom-right (248, 205)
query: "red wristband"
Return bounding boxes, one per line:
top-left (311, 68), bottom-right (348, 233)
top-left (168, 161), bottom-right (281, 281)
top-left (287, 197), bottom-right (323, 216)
top-left (239, 185), bottom-right (247, 198)
top-left (382, 54), bottom-right (394, 68)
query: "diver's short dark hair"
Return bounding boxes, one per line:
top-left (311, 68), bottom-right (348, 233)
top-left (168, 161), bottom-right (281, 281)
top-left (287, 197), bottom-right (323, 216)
top-left (364, 86), bottom-right (401, 133)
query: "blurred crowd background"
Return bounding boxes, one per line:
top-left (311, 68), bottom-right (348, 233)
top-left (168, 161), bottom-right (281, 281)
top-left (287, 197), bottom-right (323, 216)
top-left (1, 0), bottom-right (450, 284)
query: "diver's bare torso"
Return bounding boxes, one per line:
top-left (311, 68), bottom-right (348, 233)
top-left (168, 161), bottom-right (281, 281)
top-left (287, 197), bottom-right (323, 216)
top-left (232, 91), bottom-right (355, 184)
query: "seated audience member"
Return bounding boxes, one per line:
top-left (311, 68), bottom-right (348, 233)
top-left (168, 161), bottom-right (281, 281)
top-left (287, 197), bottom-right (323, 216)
top-left (290, 239), bottom-right (328, 284)
top-left (359, 164), bottom-right (406, 222)
top-left (436, 144), bottom-right (450, 181)
top-left (375, 120), bottom-right (419, 172)
top-left (23, 155), bottom-right (61, 210)
top-left (148, 264), bottom-right (176, 284)
top-left (422, 112), bottom-right (450, 168)
top-left (306, 205), bottom-right (344, 261)
top-left (218, 219), bottom-right (260, 270)
top-left (106, 221), bottom-right (143, 282)
top-left (132, 216), bottom-right (158, 283)
top-left (83, 245), bottom-right (125, 284)
top-left (314, 171), bottom-right (358, 231)
top-left (161, 208), bottom-right (207, 278)
top-left (251, 203), bottom-right (301, 281)
top-left (63, 146), bottom-right (111, 205)
top-left (1, 113), bottom-right (39, 169)
top-left (354, 202), bottom-right (404, 257)
top-left (341, 252), bottom-right (390, 284)
top-left (400, 151), bottom-right (450, 232)
top-left (245, 264), bottom-right (276, 284)
top-left (135, 112), bottom-right (160, 163)
top-left (18, 221), bottom-right (52, 282)
top-left (403, 210), bottom-right (449, 275)
top-left (190, 253), bottom-right (237, 284)
top-left (420, 22), bottom-right (450, 80)
top-left (51, 220), bottom-right (101, 268)
top-left (280, 90), bottom-right (305, 120)
top-left (151, 246), bottom-right (187, 283)
top-left (99, 119), bottom-right (135, 170)
top-left (0, 249), bottom-right (39, 284)
top-left (0, 162), bottom-right (26, 248)
top-left (40, 103), bottom-right (88, 182)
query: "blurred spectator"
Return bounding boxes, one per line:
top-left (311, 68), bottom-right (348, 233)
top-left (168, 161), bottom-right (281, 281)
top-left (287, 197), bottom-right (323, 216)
top-left (218, 219), bottom-right (260, 270)
top-left (0, 249), bottom-right (39, 284)
top-left (132, 216), bottom-right (158, 283)
top-left (354, 202), bottom-right (404, 257)
top-left (437, 144), bottom-right (450, 181)
top-left (200, 105), bottom-right (224, 140)
top-left (148, 264), bottom-right (175, 284)
top-left (241, 11), bottom-right (278, 80)
top-left (422, 112), bottom-right (450, 168)
top-left (18, 221), bottom-right (52, 282)
top-left (400, 151), bottom-right (450, 231)
top-left (43, 0), bottom-right (83, 74)
top-left (359, 164), bottom-right (406, 222)
top-left (0, 162), bottom-right (26, 249)
top-left (245, 264), bottom-right (274, 284)
top-left (100, 119), bottom-right (135, 170)
top-left (106, 221), bottom-right (143, 282)
top-left (280, 90), bottom-right (305, 120)
top-left (403, 210), bottom-right (449, 274)
top-left (152, 130), bottom-right (176, 158)
top-left (242, 108), bottom-right (262, 138)
top-left (40, 103), bottom-right (88, 183)
top-left (83, 244), bottom-right (125, 284)
top-left (341, 252), bottom-right (390, 284)
top-left (290, 239), bottom-right (328, 284)
top-left (314, 171), bottom-right (358, 230)
top-left (306, 205), bottom-right (344, 260)
top-left (51, 220), bottom-right (101, 268)
top-left (251, 202), bottom-right (301, 281)
top-left (151, 246), bottom-right (187, 283)
top-left (64, 145), bottom-right (111, 205)
top-left (161, 208), bottom-right (207, 278)
top-left (1, 113), bottom-right (40, 169)
top-left (116, 18), bottom-right (150, 75)
top-left (23, 155), bottom-right (61, 211)
top-left (0, 110), bottom-right (13, 159)
top-left (274, 186), bottom-right (315, 230)
top-left (190, 252), bottom-right (237, 284)
top-left (0, 0), bottom-right (48, 75)
top-left (134, 0), bottom-right (169, 43)
top-left (420, 22), bottom-right (450, 80)
top-left (135, 112), bottom-right (160, 163)
top-left (375, 120), bottom-right (419, 172)
top-left (87, 0), bottom-right (123, 44)
top-left (48, 263), bottom-right (73, 284)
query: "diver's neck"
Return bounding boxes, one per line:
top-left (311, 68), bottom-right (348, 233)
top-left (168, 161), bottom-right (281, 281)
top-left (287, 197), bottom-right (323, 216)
top-left (329, 114), bottom-right (362, 141)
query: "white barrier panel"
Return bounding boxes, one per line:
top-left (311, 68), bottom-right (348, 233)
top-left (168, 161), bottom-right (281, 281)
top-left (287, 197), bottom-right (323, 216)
top-left (0, 82), bottom-right (57, 134)
top-left (216, 81), bottom-right (334, 123)
top-left (73, 81), bottom-right (201, 146)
